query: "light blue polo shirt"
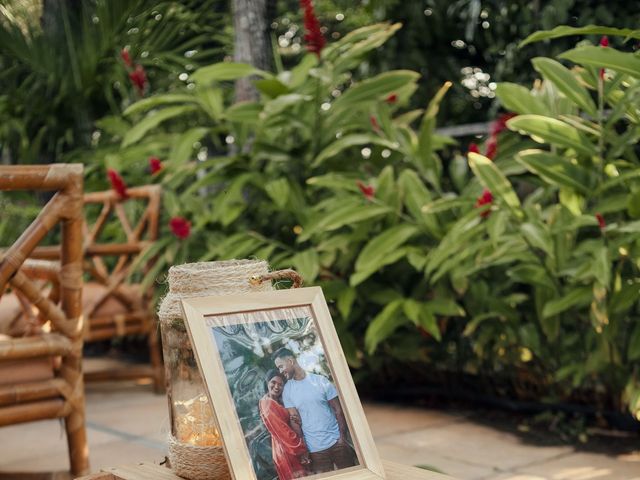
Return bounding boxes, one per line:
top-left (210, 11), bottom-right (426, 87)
top-left (282, 373), bottom-right (340, 453)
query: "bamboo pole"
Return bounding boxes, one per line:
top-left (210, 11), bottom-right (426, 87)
top-left (0, 164), bottom-right (82, 191)
top-left (0, 378), bottom-right (68, 407)
top-left (0, 398), bottom-right (69, 426)
top-left (0, 334), bottom-right (72, 360)
top-left (59, 169), bottom-right (89, 477)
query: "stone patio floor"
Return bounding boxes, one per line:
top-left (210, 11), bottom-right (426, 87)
top-left (1, 363), bottom-right (639, 479)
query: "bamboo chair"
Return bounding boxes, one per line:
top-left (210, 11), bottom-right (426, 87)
top-left (0, 164), bottom-right (89, 477)
top-left (27, 185), bottom-right (164, 392)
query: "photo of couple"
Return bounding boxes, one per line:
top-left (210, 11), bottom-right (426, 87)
top-left (210, 312), bottom-right (360, 480)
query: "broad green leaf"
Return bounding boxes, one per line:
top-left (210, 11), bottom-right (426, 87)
top-left (307, 173), bottom-right (360, 192)
top-left (398, 169), bottom-right (441, 237)
top-left (495, 83), bottom-right (551, 116)
top-left (416, 81), bottom-right (452, 174)
top-left (627, 323), bottom-right (640, 361)
top-left (299, 201), bottom-right (390, 241)
top-left (287, 53), bottom-right (318, 88)
top-left (628, 191), bottom-right (640, 218)
top-left (337, 287), bottom-right (357, 320)
top-left (122, 105), bottom-right (198, 147)
top-left (559, 46), bottom-right (640, 79)
top-left (190, 62), bottom-right (267, 83)
top-left (426, 298), bottom-right (465, 317)
top-left (312, 134), bottom-right (400, 166)
top-left (195, 87), bottom-right (224, 120)
top-left (354, 224), bottom-right (418, 273)
top-left (254, 78), bottom-right (290, 98)
top-left (291, 249), bottom-right (320, 283)
top-left (507, 115), bottom-right (597, 157)
top-left (264, 178), bottom-right (290, 209)
top-left (507, 264), bottom-right (556, 290)
top-left (263, 94), bottom-right (311, 117)
top-left (542, 287), bottom-right (592, 318)
top-left (225, 102), bottom-right (261, 123)
top-left (592, 245), bottom-right (611, 288)
top-left (364, 299), bottom-right (405, 354)
top-left (403, 299), bottom-right (441, 341)
top-left (350, 248), bottom-right (408, 287)
top-left (515, 149), bottom-right (592, 194)
top-left (168, 127), bottom-right (208, 167)
top-left (123, 94), bottom-right (196, 116)
top-left (468, 153), bottom-right (522, 216)
top-left (531, 58), bottom-right (597, 116)
top-left (520, 25), bottom-right (640, 47)
top-left (520, 222), bottom-right (553, 257)
top-left (331, 70), bottom-right (420, 112)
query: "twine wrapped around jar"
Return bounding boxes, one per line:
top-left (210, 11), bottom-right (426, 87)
top-left (158, 259), bottom-right (272, 480)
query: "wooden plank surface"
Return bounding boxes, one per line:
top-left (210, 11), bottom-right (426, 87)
top-left (81, 460), bottom-right (455, 479)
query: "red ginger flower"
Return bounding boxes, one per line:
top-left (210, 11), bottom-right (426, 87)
top-left (595, 213), bottom-right (606, 231)
top-left (468, 143), bottom-right (480, 154)
top-left (599, 36), bottom-right (608, 80)
top-left (300, 0), bottom-right (325, 57)
top-left (490, 113), bottom-right (517, 137)
top-left (385, 93), bottom-right (398, 104)
top-left (169, 217), bottom-right (191, 240)
top-left (474, 189), bottom-right (493, 218)
top-left (107, 169), bottom-right (129, 199)
top-left (485, 136), bottom-right (498, 160)
top-left (129, 64), bottom-right (147, 96)
top-left (149, 156), bottom-right (163, 174)
top-left (356, 180), bottom-right (375, 200)
top-left (370, 115), bottom-right (380, 132)
top-left (120, 48), bottom-right (132, 68)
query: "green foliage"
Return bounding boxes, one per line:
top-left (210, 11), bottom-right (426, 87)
top-left (0, 0), bottom-right (229, 163)
top-left (55, 20), bottom-right (640, 421)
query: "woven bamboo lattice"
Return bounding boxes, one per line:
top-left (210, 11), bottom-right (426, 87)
top-left (0, 164), bottom-right (89, 476)
top-left (23, 185), bottom-right (164, 391)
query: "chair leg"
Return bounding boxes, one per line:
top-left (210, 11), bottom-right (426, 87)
top-left (148, 320), bottom-right (165, 394)
top-left (62, 349), bottom-right (90, 476)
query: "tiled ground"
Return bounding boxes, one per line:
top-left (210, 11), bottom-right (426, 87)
top-left (1, 367), bottom-right (639, 479)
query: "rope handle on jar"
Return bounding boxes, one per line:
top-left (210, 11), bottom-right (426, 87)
top-left (249, 269), bottom-right (303, 289)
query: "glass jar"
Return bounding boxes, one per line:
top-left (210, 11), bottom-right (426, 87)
top-left (158, 260), bottom-right (272, 449)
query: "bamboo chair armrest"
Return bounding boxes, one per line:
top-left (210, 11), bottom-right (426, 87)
top-left (0, 333), bottom-right (73, 361)
top-left (21, 259), bottom-right (61, 281)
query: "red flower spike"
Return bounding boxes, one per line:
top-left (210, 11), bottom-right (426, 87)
top-left (599, 68), bottom-right (606, 81)
top-left (468, 142), bottom-right (480, 154)
top-left (474, 188), bottom-right (493, 218)
top-left (385, 93), bottom-right (398, 104)
top-left (169, 217), bottom-right (192, 240)
top-left (120, 48), bottom-right (132, 68)
top-left (485, 136), bottom-right (498, 160)
top-left (107, 169), bottom-right (129, 199)
top-left (599, 36), bottom-right (609, 47)
top-left (490, 113), bottom-right (517, 137)
top-left (129, 64), bottom-right (147, 96)
top-left (149, 156), bottom-right (163, 175)
top-left (595, 213), bottom-right (606, 231)
top-left (356, 180), bottom-right (375, 200)
top-left (300, 0), bottom-right (325, 57)
top-left (370, 115), bottom-right (380, 132)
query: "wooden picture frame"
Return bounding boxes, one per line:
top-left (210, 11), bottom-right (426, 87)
top-left (181, 286), bottom-right (386, 480)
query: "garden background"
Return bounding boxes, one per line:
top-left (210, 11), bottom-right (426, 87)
top-left (1, 0), bottom-right (640, 435)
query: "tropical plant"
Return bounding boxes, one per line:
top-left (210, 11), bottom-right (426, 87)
top-left (0, 0), bottom-right (229, 164)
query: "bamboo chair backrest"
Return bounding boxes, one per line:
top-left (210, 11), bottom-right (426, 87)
top-left (0, 164), bottom-right (84, 338)
top-left (80, 185), bottom-right (161, 319)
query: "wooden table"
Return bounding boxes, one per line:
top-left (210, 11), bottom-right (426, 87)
top-left (76, 460), bottom-right (455, 479)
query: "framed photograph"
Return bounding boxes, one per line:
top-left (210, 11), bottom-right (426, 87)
top-left (180, 286), bottom-right (385, 480)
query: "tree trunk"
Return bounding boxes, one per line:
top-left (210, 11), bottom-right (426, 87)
top-left (232, 0), bottom-right (272, 102)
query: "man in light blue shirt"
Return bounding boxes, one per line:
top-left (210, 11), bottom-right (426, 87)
top-left (274, 347), bottom-right (358, 474)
